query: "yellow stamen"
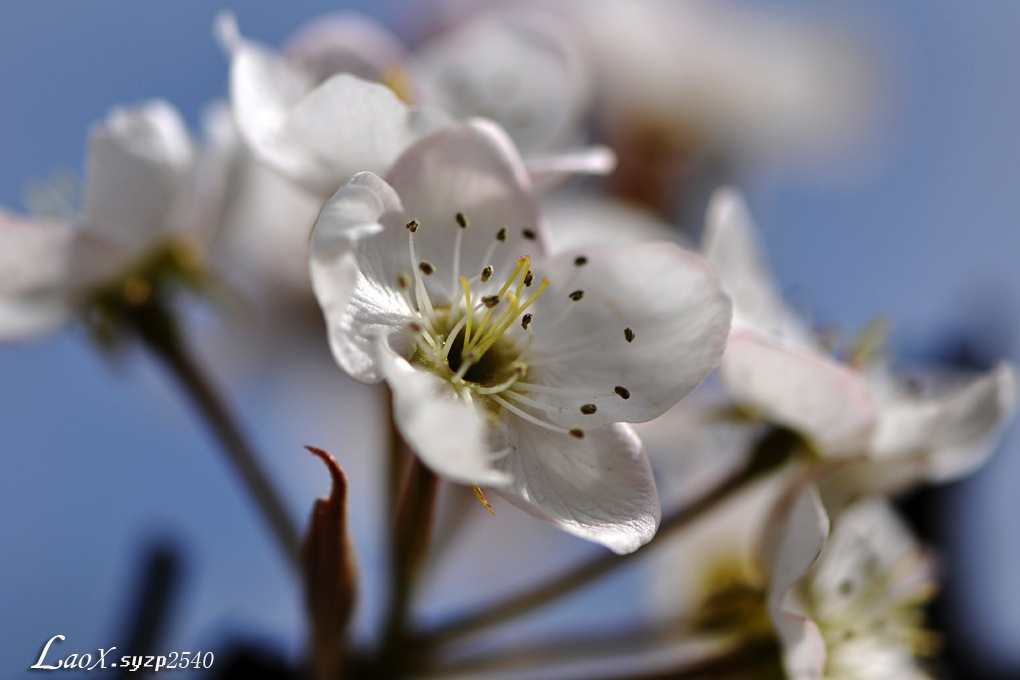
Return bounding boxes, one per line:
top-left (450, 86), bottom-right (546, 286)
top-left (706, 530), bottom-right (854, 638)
top-left (460, 276), bottom-right (473, 346)
top-left (472, 485), bottom-right (495, 516)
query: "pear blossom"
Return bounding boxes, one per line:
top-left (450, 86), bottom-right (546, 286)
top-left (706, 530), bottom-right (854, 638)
top-left (701, 188), bottom-right (876, 454)
top-left (199, 102), bottom-right (324, 301)
top-left (215, 9), bottom-right (610, 200)
top-left (0, 100), bottom-right (204, 342)
top-left (703, 188), bottom-right (1018, 495)
top-left (308, 120), bottom-right (731, 553)
top-left (821, 360), bottom-right (1018, 507)
top-left (766, 488), bottom-right (937, 680)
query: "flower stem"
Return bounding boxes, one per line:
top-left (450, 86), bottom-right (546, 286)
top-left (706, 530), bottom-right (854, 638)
top-left (420, 427), bottom-right (799, 645)
top-left (129, 299), bottom-right (302, 572)
top-left (379, 449), bottom-right (440, 672)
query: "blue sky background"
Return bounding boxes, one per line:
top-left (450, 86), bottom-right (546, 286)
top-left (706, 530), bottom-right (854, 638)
top-left (2, 1), bottom-right (1020, 676)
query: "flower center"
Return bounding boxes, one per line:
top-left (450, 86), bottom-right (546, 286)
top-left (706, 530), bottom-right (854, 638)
top-left (400, 214), bottom-right (613, 442)
top-left (403, 215), bottom-right (546, 392)
top-left (807, 553), bottom-right (938, 668)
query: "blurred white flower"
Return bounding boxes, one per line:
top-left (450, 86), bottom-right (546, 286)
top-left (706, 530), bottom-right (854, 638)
top-left (561, 0), bottom-right (874, 164)
top-left (0, 100), bottom-right (205, 341)
top-left (701, 188), bottom-right (876, 454)
top-left (308, 120), bottom-right (731, 553)
top-left (199, 103), bottom-right (323, 301)
top-left (216, 8), bottom-right (610, 200)
top-left (766, 488), bottom-right (937, 680)
top-left (822, 360), bottom-right (1017, 507)
top-left (702, 188), bottom-right (1017, 495)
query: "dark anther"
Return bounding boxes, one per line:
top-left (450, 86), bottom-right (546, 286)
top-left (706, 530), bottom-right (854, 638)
top-left (456, 212), bottom-right (469, 228)
top-left (580, 403), bottom-right (597, 415)
top-left (496, 227), bottom-right (507, 242)
top-left (522, 228), bottom-right (536, 240)
top-left (523, 271), bottom-right (534, 287)
top-left (396, 273), bottom-right (411, 290)
top-left (624, 327), bottom-right (635, 343)
top-left (418, 261), bottom-right (435, 275)
top-left (482, 295), bottom-right (500, 308)
top-left (405, 218), bottom-right (420, 232)
top-left (569, 290), bottom-right (585, 301)
top-left (569, 429), bottom-right (584, 439)
top-left (521, 314), bottom-right (533, 329)
top-left (614, 386), bottom-right (631, 399)
top-left (574, 256), bottom-right (588, 266)
top-left (481, 265), bottom-right (494, 282)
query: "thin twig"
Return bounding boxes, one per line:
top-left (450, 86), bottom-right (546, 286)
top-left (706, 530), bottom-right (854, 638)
top-left (134, 301), bottom-right (302, 572)
top-left (419, 464), bottom-right (766, 646)
top-left (378, 453), bottom-right (440, 672)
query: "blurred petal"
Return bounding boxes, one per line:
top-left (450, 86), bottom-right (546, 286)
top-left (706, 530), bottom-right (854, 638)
top-left (765, 485), bottom-right (829, 680)
top-left (569, 0), bottom-right (874, 161)
top-left (721, 330), bottom-right (876, 453)
top-left (222, 13), bottom-right (450, 198)
top-left (494, 419), bottom-right (659, 554)
top-left (702, 187), bottom-right (813, 346)
top-left (283, 12), bottom-right (410, 85)
top-left (635, 394), bottom-right (761, 510)
top-left (872, 362), bottom-right (1018, 479)
top-left (525, 145), bottom-right (616, 191)
top-left (416, 9), bottom-right (591, 155)
top-left (0, 209), bottom-right (74, 340)
top-left (81, 100), bottom-right (194, 259)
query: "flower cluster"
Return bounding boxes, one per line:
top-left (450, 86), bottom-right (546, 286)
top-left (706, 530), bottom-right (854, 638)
top-left (2, 3), bottom-right (1016, 680)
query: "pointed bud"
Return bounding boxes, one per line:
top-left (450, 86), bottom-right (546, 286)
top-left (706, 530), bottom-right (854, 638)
top-left (303, 446), bottom-right (357, 680)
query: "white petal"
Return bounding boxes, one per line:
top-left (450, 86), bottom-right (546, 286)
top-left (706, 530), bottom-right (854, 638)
top-left (765, 485), bottom-right (830, 680)
top-left (721, 330), bottom-right (876, 454)
top-left (872, 362), bottom-right (1018, 480)
top-left (223, 15), bottom-right (449, 198)
top-left (701, 187), bottom-right (813, 346)
top-left (0, 298), bottom-right (70, 341)
top-left (542, 192), bottom-right (680, 255)
top-left (378, 342), bottom-right (511, 487)
top-left (635, 395), bottom-right (761, 511)
top-left (199, 104), bottom-right (323, 295)
top-left (81, 100), bottom-right (194, 260)
top-left (807, 498), bottom-right (931, 624)
top-left (282, 12), bottom-right (410, 86)
top-left (281, 74), bottom-right (451, 196)
top-left (383, 120), bottom-right (548, 304)
top-left (520, 241), bottom-right (731, 428)
top-left (493, 418), bottom-right (659, 554)
top-left (525, 145), bottom-right (616, 191)
top-left (0, 209), bottom-right (73, 296)
top-left (0, 209), bottom-right (74, 340)
top-left (415, 8), bottom-right (591, 156)
top-left (310, 172), bottom-right (413, 383)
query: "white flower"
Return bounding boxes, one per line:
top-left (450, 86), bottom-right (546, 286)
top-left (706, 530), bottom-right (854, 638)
top-left (766, 488), bottom-right (937, 680)
top-left (308, 120), bottom-right (731, 553)
top-left (199, 102), bottom-right (324, 300)
top-left (0, 100), bottom-right (200, 341)
top-left (703, 187), bottom-right (1018, 496)
top-left (822, 360), bottom-right (1018, 506)
top-left (701, 188), bottom-right (876, 454)
top-left (215, 9), bottom-right (610, 199)
top-left (560, 0), bottom-right (874, 164)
